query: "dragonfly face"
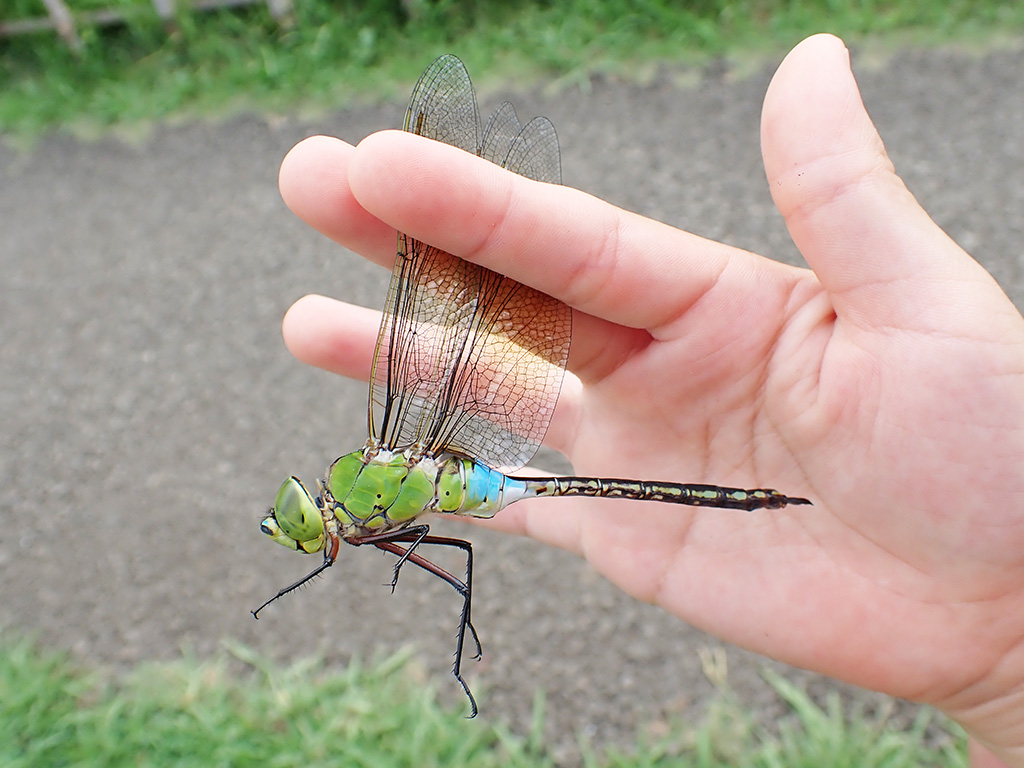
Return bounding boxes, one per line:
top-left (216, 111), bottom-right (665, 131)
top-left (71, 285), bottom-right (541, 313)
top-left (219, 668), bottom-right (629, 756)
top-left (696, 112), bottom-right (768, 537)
top-left (260, 477), bottom-right (327, 555)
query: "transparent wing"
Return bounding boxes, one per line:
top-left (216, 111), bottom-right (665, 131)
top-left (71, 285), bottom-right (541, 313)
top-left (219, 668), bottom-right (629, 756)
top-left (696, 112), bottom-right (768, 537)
top-left (483, 102), bottom-right (561, 186)
top-left (368, 55), bottom-right (570, 470)
top-left (401, 53), bottom-right (480, 153)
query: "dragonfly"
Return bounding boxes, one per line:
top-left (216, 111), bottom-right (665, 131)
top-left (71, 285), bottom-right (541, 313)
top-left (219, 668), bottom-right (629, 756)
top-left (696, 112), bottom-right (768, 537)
top-left (253, 54), bottom-right (811, 717)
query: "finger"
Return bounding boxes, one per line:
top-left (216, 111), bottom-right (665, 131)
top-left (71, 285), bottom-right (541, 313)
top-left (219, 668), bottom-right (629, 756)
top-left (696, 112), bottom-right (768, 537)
top-left (761, 33), bottom-right (1003, 334)
top-left (348, 130), bottom-right (805, 333)
top-left (282, 294), bottom-right (379, 380)
top-left (281, 137), bottom-right (654, 384)
top-left (282, 292), bottom-right (648, 410)
top-left (278, 135), bottom-right (395, 269)
top-left (282, 293), bottom-right (590, 457)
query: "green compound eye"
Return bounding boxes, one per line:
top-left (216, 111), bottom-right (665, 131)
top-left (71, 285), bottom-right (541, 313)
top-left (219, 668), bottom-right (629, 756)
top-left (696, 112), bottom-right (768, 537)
top-left (261, 477), bottom-right (326, 554)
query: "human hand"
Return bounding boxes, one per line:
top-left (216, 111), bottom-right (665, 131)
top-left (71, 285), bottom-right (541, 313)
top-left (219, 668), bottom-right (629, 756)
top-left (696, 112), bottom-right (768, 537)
top-left (278, 34), bottom-right (1024, 765)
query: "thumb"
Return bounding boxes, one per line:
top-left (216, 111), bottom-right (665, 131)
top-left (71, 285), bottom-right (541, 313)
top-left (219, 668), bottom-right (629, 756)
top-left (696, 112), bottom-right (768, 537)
top-left (761, 34), bottom-right (990, 335)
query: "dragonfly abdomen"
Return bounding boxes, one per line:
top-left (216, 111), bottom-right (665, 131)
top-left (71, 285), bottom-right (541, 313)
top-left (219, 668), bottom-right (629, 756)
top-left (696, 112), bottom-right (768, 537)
top-left (519, 475), bottom-right (811, 511)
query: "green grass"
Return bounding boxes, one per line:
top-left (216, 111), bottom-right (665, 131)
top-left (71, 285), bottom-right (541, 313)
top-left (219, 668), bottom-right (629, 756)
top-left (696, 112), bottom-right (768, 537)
top-left (1, 633), bottom-right (967, 767)
top-left (2, 0), bottom-right (1024, 138)
top-left (0, 635), bottom-right (544, 768)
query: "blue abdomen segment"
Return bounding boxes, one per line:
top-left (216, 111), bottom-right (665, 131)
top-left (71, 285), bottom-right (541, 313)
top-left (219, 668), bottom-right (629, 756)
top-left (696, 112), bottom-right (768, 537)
top-left (436, 457), bottom-right (532, 518)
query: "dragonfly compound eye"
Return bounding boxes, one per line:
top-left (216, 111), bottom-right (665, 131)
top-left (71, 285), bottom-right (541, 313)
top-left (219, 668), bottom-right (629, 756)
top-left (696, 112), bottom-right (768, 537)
top-left (266, 477), bottom-right (326, 553)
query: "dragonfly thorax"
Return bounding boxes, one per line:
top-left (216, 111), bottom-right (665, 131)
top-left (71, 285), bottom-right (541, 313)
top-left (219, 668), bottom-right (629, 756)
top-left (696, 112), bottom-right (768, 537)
top-left (325, 448), bottom-right (443, 534)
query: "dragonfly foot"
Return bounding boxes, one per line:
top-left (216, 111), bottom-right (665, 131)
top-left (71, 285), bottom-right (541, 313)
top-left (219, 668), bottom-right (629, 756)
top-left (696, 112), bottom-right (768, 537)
top-left (454, 671), bottom-right (479, 718)
top-left (467, 620), bottom-right (482, 660)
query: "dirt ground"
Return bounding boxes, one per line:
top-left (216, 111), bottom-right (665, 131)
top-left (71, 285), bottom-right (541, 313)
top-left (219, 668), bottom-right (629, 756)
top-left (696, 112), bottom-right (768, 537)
top-left (2, 42), bottom-right (1022, 760)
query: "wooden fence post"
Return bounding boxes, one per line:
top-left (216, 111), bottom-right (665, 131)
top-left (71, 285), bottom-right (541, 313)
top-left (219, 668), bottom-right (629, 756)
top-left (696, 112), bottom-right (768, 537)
top-left (40, 0), bottom-right (81, 50)
top-left (0, 0), bottom-right (295, 47)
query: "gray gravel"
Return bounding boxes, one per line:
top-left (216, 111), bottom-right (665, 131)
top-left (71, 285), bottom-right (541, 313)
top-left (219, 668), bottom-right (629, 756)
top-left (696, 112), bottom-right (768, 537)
top-left (2, 42), bottom-right (1022, 760)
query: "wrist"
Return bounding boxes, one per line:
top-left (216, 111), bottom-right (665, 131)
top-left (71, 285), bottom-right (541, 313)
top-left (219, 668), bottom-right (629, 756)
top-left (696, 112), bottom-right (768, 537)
top-left (949, 679), bottom-right (1024, 768)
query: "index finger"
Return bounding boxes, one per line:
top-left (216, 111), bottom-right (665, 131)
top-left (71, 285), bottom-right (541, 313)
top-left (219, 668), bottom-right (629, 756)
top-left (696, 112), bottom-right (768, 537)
top-left (348, 129), bottom-right (806, 333)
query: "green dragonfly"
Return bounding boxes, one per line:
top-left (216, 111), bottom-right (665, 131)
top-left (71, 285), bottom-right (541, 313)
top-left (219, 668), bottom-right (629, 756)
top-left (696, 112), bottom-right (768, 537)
top-left (254, 55), bottom-right (811, 717)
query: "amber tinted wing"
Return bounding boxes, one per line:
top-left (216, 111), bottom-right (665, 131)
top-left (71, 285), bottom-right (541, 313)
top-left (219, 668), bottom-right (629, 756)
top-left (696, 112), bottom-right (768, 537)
top-left (369, 55), bottom-right (570, 470)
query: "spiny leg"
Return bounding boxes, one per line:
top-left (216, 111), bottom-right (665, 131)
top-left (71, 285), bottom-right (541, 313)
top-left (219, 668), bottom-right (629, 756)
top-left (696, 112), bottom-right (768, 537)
top-left (347, 528), bottom-right (480, 656)
top-left (251, 524), bottom-right (342, 618)
top-left (373, 534), bottom-right (481, 659)
top-left (349, 525), bottom-right (433, 592)
top-left (350, 530), bottom-right (481, 717)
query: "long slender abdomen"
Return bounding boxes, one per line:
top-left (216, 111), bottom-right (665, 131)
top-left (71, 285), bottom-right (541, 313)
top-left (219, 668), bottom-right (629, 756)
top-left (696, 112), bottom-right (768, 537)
top-left (518, 476), bottom-right (811, 511)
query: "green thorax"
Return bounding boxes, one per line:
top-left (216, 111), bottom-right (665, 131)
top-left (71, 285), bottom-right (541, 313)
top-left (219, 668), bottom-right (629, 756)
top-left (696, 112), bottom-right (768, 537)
top-left (325, 447), bottom-right (505, 536)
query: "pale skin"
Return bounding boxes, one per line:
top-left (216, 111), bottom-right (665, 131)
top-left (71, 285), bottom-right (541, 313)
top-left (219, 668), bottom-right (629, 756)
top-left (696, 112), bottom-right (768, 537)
top-left (276, 34), bottom-right (1024, 767)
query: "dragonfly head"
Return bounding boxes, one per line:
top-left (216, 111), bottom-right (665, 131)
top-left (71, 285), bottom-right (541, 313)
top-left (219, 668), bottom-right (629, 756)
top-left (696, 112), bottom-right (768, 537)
top-left (260, 477), bottom-right (327, 554)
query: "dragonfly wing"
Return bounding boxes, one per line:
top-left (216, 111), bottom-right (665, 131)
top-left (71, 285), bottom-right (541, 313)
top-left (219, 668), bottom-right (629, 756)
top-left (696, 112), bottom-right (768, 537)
top-left (480, 102), bottom-right (522, 166)
top-left (482, 102), bottom-right (561, 185)
top-left (370, 56), bottom-right (570, 471)
top-left (403, 54), bottom-right (480, 152)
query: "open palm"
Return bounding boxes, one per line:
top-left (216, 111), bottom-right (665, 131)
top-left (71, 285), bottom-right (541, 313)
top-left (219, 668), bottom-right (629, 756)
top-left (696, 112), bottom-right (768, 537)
top-left (277, 35), bottom-right (1024, 763)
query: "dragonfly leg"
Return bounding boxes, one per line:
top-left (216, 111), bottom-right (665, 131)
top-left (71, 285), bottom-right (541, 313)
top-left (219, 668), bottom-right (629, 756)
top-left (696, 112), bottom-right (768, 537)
top-left (371, 525), bottom-right (433, 592)
top-left (251, 526), bottom-right (342, 619)
top-left (348, 529), bottom-right (482, 717)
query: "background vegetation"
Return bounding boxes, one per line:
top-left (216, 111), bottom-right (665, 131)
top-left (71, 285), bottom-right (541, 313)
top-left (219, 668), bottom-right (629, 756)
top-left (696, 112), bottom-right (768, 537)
top-left (2, 635), bottom-right (967, 767)
top-left (2, 0), bottom-right (1023, 136)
